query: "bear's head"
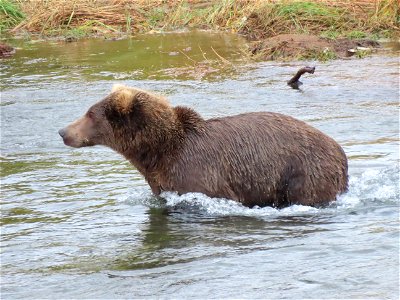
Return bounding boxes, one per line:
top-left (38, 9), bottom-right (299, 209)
top-left (58, 84), bottom-right (175, 154)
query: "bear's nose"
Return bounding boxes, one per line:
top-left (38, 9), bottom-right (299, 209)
top-left (58, 128), bottom-right (66, 138)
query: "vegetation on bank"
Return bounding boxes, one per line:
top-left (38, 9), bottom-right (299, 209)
top-left (0, 0), bottom-right (399, 60)
top-left (0, 0), bottom-right (24, 32)
top-left (2, 0), bottom-right (399, 39)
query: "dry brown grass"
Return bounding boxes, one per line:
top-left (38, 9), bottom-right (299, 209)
top-left (11, 0), bottom-right (154, 34)
top-left (7, 0), bottom-right (399, 38)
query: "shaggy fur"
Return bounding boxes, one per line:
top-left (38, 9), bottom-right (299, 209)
top-left (59, 85), bottom-right (348, 208)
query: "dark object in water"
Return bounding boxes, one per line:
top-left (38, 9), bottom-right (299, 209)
top-left (287, 66), bottom-right (315, 89)
top-left (65, 36), bottom-right (78, 43)
top-left (0, 43), bottom-right (15, 58)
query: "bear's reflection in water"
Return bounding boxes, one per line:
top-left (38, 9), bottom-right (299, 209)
top-left (110, 205), bottom-right (332, 271)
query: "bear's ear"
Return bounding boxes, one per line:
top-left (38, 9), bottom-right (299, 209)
top-left (112, 85), bottom-right (136, 114)
top-left (105, 89), bottom-right (146, 130)
top-left (111, 84), bottom-right (126, 93)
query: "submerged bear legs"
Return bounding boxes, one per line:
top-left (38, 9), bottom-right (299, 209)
top-left (275, 159), bottom-right (308, 207)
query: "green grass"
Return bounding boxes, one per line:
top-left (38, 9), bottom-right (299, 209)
top-left (64, 27), bottom-right (91, 39)
top-left (277, 1), bottom-right (338, 17)
top-left (346, 30), bottom-right (367, 39)
top-left (47, 20), bottom-right (121, 39)
top-left (315, 48), bottom-right (337, 61)
top-left (125, 12), bottom-right (132, 34)
top-left (146, 7), bottom-right (166, 28)
top-left (0, 0), bottom-right (24, 33)
top-left (239, 1), bottom-right (358, 39)
top-left (320, 30), bottom-right (340, 40)
top-left (355, 48), bottom-right (372, 59)
top-left (296, 48), bottom-right (337, 62)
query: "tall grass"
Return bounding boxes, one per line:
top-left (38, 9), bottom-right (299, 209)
top-left (0, 0), bottom-right (24, 33)
top-left (240, 1), bottom-right (381, 40)
top-left (7, 0), bottom-right (400, 39)
top-left (10, 0), bottom-right (150, 36)
top-left (369, 0), bottom-right (399, 34)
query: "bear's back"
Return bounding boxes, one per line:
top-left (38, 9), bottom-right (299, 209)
top-left (162, 111), bottom-right (348, 207)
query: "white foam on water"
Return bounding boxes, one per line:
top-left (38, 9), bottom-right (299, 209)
top-left (337, 166), bottom-right (399, 209)
top-left (160, 191), bottom-right (320, 217)
top-left (125, 166), bottom-right (399, 216)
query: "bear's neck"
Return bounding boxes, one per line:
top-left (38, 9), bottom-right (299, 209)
top-left (120, 125), bottom-right (182, 174)
top-left (115, 106), bottom-right (205, 183)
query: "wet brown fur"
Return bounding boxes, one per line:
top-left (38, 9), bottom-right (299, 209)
top-left (60, 85), bottom-right (348, 208)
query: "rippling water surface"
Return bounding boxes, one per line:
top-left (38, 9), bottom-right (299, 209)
top-left (1, 32), bottom-right (399, 299)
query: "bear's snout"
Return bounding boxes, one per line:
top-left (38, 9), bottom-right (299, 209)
top-left (58, 126), bottom-right (78, 147)
top-left (58, 128), bottom-right (66, 138)
top-left (59, 115), bottom-right (100, 148)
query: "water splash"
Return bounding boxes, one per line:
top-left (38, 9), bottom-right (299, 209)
top-left (126, 166), bottom-right (399, 216)
top-left (161, 191), bottom-right (319, 217)
top-left (337, 166), bottom-right (399, 208)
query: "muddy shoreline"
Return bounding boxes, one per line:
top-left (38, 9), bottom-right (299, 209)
top-left (249, 34), bottom-right (381, 61)
top-left (0, 31), bottom-right (387, 62)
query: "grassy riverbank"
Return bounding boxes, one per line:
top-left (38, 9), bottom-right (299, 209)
top-left (1, 0), bottom-right (399, 60)
top-left (2, 0), bottom-right (398, 39)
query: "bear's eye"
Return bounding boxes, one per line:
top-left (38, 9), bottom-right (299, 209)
top-left (87, 110), bottom-right (95, 119)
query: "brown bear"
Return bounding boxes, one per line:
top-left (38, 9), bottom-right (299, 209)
top-left (59, 84), bottom-right (348, 208)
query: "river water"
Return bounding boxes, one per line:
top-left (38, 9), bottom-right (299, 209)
top-left (1, 32), bottom-right (399, 299)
